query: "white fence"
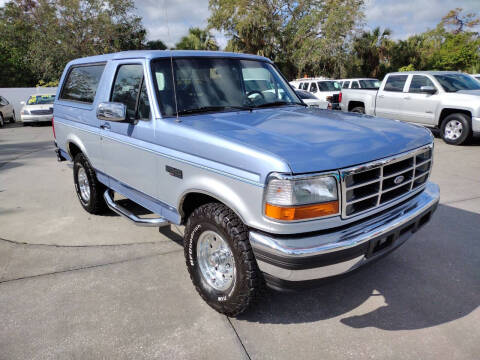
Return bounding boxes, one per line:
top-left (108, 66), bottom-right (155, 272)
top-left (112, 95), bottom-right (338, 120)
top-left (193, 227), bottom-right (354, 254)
top-left (0, 87), bottom-right (57, 119)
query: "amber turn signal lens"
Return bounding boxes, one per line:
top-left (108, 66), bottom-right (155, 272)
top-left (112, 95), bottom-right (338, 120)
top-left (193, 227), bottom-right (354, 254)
top-left (265, 201), bottom-right (339, 221)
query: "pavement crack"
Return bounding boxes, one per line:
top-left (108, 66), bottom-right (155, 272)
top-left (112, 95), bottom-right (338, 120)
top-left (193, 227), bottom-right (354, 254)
top-left (0, 249), bottom-right (183, 285)
top-left (0, 236), bottom-right (163, 248)
top-left (226, 317), bottom-right (252, 360)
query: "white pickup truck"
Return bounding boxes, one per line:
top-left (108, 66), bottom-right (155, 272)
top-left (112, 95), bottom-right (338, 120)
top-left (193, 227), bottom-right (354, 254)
top-left (340, 71), bottom-right (480, 145)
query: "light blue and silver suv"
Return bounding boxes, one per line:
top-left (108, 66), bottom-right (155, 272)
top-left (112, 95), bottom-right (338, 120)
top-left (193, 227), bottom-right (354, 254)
top-left (53, 51), bottom-right (440, 316)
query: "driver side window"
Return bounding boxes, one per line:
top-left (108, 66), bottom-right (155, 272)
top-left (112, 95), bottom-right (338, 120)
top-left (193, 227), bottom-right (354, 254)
top-left (111, 64), bottom-right (150, 121)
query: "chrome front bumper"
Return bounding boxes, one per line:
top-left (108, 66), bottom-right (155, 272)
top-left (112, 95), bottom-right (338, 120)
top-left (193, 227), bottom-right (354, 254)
top-left (250, 182), bottom-right (440, 287)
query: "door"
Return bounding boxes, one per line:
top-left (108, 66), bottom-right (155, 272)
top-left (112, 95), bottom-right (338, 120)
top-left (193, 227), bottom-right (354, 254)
top-left (375, 75), bottom-right (408, 120)
top-left (100, 62), bottom-right (157, 198)
top-left (403, 75), bottom-right (439, 125)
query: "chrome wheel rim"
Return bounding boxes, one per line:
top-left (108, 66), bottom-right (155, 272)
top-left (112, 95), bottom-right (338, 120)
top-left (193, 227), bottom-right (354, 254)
top-left (445, 120), bottom-right (463, 140)
top-left (77, 166), bottom-right (90, 202)
top-left (197, 230), bottom-right (235, 291)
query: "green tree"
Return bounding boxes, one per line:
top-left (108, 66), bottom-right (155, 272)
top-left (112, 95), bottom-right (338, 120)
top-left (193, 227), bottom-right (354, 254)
top-left (208, 0), bottom-right (364, 79)
top-left (0, 0), bottom-right (147, 86)
top-left (175, 27), bottom-right (219, 50)
top-left (144, 40), bottom-right (168, 50)
top-left (351, 27), bottom-right (392, 78)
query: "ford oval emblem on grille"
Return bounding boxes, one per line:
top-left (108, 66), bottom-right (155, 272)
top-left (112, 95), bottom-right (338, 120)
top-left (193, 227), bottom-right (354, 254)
top-left (394, 175), bottom-right (405, 185)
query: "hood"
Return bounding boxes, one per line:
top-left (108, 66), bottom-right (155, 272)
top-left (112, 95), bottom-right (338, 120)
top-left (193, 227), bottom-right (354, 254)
top-left (181, 107), bottom-right (433, 174)
top-left (456, 89), bottom-right (480, 96)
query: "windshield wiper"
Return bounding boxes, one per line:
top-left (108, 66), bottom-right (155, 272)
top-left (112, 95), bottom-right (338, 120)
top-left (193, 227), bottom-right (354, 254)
top-left (253, 101), bottom-right (304, 108)
top-left (177, 105), bottom-right (253, 116)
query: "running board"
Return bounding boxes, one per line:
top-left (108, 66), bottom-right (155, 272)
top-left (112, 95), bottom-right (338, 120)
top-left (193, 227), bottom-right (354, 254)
top-left (103, 190), bottom-right (170, 227)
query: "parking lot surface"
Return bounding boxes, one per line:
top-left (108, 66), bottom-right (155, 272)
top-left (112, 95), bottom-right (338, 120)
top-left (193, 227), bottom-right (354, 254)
top-left (1, 123), bottom-right (479, 359)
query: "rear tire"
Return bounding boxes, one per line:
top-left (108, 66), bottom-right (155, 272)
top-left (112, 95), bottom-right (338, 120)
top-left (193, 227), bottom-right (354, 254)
top-left (73, 153), bottom-right (108, 214)
top-left (184, 203), bottom-right (263, 316)
top-left (351, 106), bottom-right (365, 114)
top-left (441, 113), bottom-right (471, 145)
top-left (10, 111), bottom-right (15, 123)
top-left (0, 113), bottom-right (4, 127)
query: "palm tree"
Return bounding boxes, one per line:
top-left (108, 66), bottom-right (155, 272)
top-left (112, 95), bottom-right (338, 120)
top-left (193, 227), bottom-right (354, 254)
top-left (175, 28), bottom-right (219, 51)
top-left (353, 27), bottom-right (392, 77)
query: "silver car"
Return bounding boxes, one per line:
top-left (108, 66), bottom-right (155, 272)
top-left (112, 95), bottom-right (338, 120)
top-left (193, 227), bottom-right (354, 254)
top-left (0, 95), bottom-right (15, 127)
top-left (20, 94), bottom-right (55, 125)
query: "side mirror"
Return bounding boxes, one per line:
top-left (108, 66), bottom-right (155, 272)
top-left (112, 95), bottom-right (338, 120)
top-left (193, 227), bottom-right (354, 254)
top-left (420, 86), bottom-right (437, 95)
top-left (97, 102), bottom-right (126, 122)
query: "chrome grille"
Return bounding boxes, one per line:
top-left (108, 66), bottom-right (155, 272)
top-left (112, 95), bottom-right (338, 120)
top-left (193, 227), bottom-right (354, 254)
top-left (341, 145), bottom-right (433, 218)
top-left (30, 109), bottom-right (53, 115)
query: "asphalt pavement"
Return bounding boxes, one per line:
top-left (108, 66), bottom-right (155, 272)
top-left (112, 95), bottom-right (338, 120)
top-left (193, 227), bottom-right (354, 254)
top-left (0, 123), bottom-right (479, 359)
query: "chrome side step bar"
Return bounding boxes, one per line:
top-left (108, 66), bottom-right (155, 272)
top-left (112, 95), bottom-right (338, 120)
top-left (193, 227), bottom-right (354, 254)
top-left (103, 190), bottom-right (170, 227)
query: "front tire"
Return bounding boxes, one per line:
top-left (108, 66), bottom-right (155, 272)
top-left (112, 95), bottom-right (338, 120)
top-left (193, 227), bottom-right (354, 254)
top-left (73, 153), bottom-right (108, 214)
top-left (10, 110), bottom-right (15, 123)
top-left (441, 113), bottom-right (472, 145)
top-left (184, 203), bottom-right (262, 316)
top-left (0, 113), bottom-right (4, 127)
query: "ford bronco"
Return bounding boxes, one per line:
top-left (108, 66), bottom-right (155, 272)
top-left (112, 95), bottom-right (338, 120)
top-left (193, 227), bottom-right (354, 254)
top-left (53, 51), bottom-right (440, 316)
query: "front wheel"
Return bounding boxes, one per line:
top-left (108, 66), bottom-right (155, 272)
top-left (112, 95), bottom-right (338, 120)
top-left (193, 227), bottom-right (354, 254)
top-left (441, 113), bottom-right (471, 145)
top-left (184, 203), bottom-right (262, 316)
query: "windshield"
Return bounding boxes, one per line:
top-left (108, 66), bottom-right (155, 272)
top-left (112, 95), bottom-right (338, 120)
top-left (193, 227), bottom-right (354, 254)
top-left (151, 57), bottom-right (302, 117)
top-left (27, 94), bottom-right (55, 105)
top-left (359, 79), bottom-right (380, 89)
top-left (434, 74), bottom-right (480, 92)
top-left (317, 81), bottom-right (341, 92)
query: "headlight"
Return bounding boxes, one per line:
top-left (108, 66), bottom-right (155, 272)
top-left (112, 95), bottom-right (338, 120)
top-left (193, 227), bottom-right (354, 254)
top-left (21, 109), bottom-right (30, 115)
top-left (264, 175), bottom-right (339, 221)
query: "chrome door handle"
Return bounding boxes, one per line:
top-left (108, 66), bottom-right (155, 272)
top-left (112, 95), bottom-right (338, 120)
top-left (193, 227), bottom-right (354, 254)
top-left (100, 123), bottom-right (111, 130)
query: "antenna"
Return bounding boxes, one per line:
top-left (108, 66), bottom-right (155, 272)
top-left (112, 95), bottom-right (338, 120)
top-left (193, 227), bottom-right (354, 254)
top-left (163, 0), bottom-right (180, 122)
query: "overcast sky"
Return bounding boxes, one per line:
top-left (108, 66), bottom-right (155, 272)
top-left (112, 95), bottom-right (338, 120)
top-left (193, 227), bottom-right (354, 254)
top-left (1, 0), bottom-right (479, 47)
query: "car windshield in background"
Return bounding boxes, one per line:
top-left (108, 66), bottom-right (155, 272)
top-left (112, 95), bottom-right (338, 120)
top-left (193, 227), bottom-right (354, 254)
top-left (317, 81), bottom-right (341, 91)
top-left (434, 74), bottom-right (480, 92)
top-left (151, 58), bottom-right (302, 117)
top-left (359, 79), bottom-right (380, 89)
top-left (295, 90), bottom-right (317, 100)
top-left (27, 95), bottom-right (55, 105)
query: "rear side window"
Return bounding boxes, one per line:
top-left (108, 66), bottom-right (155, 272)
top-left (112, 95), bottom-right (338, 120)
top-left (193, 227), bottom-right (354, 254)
top-left (60, 64), bottom-right (105, 103)
top-left (351, 81), bottom-right (360, 89)
top-left (302, 82), bottom-right (309, 90)
top-left (384, 75), bottom-right (408, 92)
top-left (342, 81), bottom-right (350, 88)
top-left (111, 64), bottom-right (150, 121)
top-left (310, 82), bottom-right (318, 93)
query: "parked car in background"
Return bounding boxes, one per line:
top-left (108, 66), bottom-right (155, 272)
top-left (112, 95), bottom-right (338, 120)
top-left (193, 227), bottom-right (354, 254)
top-left (295, 89), bottom-right (329, 109)
top-left (54, 50), bottom-right (439, 316)
top-left (294, 78), bottom-right (341, 102)
top-left (20, 94), bottom-right (55, 125)
top-left (339, 78), bottom-right (381, 89)
top-left (340, 71), bottom-right (480, 145)
top-left (0, 95), bottom-right (16, 127)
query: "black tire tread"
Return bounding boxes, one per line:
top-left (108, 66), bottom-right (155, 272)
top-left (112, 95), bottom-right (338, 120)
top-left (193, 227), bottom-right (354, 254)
top-left (73, 153), bottom-right (108, 214)
top-left (184, 202), bottom-right (263, 316)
